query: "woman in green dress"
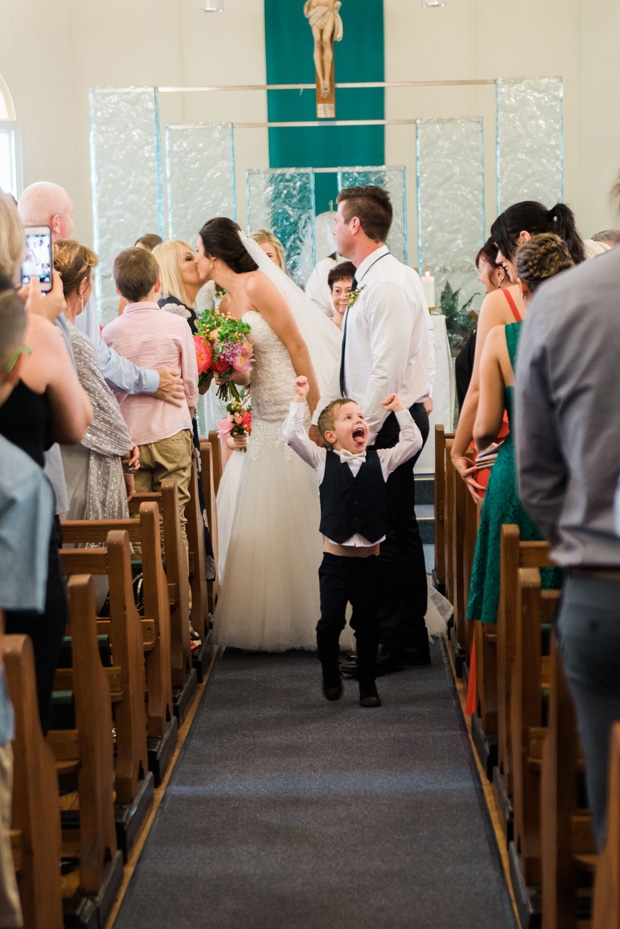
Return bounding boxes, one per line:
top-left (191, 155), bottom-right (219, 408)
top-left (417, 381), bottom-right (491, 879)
top-left (467, 234), bottom-right (573, 625)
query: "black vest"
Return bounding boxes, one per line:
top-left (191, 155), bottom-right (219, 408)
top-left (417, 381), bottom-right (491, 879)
top-left (319, 448), bottom-right (387, 544)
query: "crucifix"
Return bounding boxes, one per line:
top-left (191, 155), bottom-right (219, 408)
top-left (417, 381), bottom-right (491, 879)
top-left (304, 0), bottom-right (343, 119)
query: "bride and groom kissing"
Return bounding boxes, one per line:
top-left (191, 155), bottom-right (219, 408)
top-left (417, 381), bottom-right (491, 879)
top-left (206, 184), bottom-right (432, 699)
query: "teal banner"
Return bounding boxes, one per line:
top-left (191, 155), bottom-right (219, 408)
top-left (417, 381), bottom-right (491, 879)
top-left (264, 0), bottom-right (385, 214)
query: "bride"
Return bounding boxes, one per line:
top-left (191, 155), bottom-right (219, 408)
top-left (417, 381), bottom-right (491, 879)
top-left (196, 217), bottom-right (346, 651)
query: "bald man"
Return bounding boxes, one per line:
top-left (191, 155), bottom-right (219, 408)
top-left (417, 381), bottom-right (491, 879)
top-left (18, 182), bottom-right (183, 405)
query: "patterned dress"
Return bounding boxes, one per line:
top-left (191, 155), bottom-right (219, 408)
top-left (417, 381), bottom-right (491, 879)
top-left (467, 321), bottom-right (562, 624)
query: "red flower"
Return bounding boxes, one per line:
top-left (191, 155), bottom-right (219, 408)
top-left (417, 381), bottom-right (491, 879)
top-left (193, 335), bottom-right (213, 374)
top-left (213, 357), bottom-right (231, 374)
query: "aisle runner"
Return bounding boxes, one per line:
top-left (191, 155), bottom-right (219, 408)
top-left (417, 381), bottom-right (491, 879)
top-left (114, 644), bottom-right (516, 929)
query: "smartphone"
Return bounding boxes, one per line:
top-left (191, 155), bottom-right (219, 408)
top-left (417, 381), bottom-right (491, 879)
top-left (21, 225), bottom-right (53, 292)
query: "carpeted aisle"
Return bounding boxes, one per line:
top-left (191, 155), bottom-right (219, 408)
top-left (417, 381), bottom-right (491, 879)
top-left (114, 642), bottom-right (516, 929)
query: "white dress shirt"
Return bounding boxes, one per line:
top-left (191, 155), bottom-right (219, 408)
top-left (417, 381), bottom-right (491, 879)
top-left (283, 402), bottom-right (422, 547)
top-left (337, 245), bottom-right (431, 443)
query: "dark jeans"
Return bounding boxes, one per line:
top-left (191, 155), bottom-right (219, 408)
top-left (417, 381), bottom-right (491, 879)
top-left (4, 515), bottom-right (68, 734)
top-left (317, 553), bottom-right (381, 680)
top-left (556, 574), bottom-right (620, 850)
top-left (374, 402), bottom-right (429, 651)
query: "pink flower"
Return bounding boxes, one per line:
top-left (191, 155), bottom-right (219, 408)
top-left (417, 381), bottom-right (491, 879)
top-left (217, 415), bottom-right (233, 438)
top-left (232, 352), bottom-right (253, 373)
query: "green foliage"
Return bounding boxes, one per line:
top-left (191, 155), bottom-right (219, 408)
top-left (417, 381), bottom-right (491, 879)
top-left (441, 282), bottom-right (479, 353)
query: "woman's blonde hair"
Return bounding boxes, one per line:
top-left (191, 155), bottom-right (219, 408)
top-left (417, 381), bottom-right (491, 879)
top-left (152, 240), bottom-right (195, 307)
top-left (249, 229), bottom-right (286, 271)
top-left (0, 192), bottom-right (25, 281)
top-left (53, 239), bottom-right (98, 297)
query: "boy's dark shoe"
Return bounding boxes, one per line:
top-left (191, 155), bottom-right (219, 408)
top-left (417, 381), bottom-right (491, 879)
top-left (359, 681), bottom-right (381, 708)
top-left (321, 663), bottom-right (343, 701)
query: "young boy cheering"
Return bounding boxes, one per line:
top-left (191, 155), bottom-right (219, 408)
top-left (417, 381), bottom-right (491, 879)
top-left (283, 376), bottom-right (422, 707)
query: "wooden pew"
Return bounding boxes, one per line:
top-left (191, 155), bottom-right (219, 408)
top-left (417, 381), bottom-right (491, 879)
top-left (186, 455), bottom-right (209, 646)
top-left (4, 632), bottom-right (64, 929)
top-left (494, 526), bottom-right (556, 838)
top-left (592, 722), bottom-right (620, 929)
top-left (50, 575), bottom-right (120, 895)
top-left (129, 481), bottom-right (192, 692)
top-left (208, 429), bottom-right (224, 496)
top-left (511, 566), bottom-right (561, 888)
top-left (433, 424), bottom-right (450, 594)
top-left (199, 438), bottom-right (220, 611)
top-left (541, 632), bottom-right (596, 929)
top-left (60, 531), bottom-right (148, 805)
top-left (62, 502), bottom-right (173, 743)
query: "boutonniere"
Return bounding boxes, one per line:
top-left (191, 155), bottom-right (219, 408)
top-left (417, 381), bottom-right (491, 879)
top-left (347, 285), bottom-right (365, 307)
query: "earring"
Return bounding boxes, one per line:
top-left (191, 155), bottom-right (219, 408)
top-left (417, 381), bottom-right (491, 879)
top-left (80, 294), bottom-right (84, 312)
top-left (210, 261), bottom-right (214, 269)
top-left (497, 272), bottom-right (504, 285)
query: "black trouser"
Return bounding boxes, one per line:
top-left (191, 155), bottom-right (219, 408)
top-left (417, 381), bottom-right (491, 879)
top-left (317, 553), bottom-right (381, 682)
top-left (374, 402), bottom-right (429, 651)
top-left (4, 515), bottom-right (68, 734)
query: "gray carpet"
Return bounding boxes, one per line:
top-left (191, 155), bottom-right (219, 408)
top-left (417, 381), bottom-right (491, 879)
top-left (114, 643), bottom-right (516, 929)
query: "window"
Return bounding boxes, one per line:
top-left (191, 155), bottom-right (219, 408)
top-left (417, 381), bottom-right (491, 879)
top-left (0, 74), bottom-right (20, 197)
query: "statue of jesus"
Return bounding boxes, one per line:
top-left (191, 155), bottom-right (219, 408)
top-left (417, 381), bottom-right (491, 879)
top-left (304, 0), bottom-right (344, 99)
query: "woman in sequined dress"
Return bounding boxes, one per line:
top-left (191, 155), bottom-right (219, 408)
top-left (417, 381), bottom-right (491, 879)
top-left (196, 217), bottom-right (345, 652)
top-left (53, 240), bottom-right (138, 520)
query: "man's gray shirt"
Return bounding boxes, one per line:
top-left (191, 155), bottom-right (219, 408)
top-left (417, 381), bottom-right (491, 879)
top-left (515, 246), bottom-right (620, 567)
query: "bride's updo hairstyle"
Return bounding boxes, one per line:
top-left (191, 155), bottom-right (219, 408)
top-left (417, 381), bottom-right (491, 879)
top-left (198, 217), bottom-right (258, 274)
top-left (491, 200), bottom-right (585, 266)
top-left (515, 233), bottom-right (574, 295)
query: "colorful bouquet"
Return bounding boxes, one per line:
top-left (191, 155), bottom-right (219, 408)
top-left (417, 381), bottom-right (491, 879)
top-left (217, 397), bottom-right (252, 452)
top-left (194, 309), bottom-right (253, 401)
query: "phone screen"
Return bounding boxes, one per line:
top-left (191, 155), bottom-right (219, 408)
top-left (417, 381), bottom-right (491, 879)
top-left (21, 231), bottom-right (52, 290)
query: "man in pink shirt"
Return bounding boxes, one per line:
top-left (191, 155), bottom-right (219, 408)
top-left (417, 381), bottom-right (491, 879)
top-left (102, 247), bottom-right (198, 553)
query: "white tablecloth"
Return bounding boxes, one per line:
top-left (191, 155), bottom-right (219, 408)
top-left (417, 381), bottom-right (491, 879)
top-left (415, 315), bottom-right (454, 475)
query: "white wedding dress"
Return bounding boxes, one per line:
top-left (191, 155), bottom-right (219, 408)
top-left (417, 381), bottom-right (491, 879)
top-left (213, 311), bottom-right (326, 651)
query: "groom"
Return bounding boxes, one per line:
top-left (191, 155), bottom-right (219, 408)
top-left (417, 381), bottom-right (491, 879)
top-left (324, 185), bottom-right (431, 673)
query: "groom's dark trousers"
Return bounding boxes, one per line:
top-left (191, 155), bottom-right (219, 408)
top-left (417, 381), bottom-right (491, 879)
top-left (374, 401), bottom-right (429, 651)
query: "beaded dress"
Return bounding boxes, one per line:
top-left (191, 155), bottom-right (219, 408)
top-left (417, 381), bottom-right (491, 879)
top-left (213, 311), bottom-right (327, 651)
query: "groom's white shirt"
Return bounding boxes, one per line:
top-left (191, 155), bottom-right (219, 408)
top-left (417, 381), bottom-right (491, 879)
top-left (337, 245), bottom-right (431, 444)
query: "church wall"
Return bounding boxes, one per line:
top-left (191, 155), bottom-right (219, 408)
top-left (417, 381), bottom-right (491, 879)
top-left (0, 0), bottom-right (618, 255)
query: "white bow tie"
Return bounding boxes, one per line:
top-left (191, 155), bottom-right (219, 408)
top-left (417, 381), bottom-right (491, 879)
top-left (338, 449), bottom-right (367, 463)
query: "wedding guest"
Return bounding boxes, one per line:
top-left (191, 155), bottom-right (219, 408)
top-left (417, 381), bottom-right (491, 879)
top-left (284, 376), bottom-right (423, 706)
top-left (327, 260), bottom-right (355, 328)
top-left (583, 239), bottom-right (611, 259)
top-left (467, 234), bottom-right (569, 626)
top-left (332, 185), bottom-right (431, 675)
top-left (135, 233), bottom-right (163, 251)
top-left (592, 229), bottom-right (620, 246)
top-left (53, 239), bottom-right (138, 520)
top-left (456, 239), bottom-right (511, 414)
top-left (17, 182), bottom-right (184, 523)
top-left (451, 200), bottom-right (585, 500)
top-left (0, 282), bottom-right (54, 929)
top-left (515, 216), bottom-right (620, 850)
top-left (153, 238), bottom-right (216, 580)
top-left (102, 247), bottom-right (198, 557)
top-left (250, 229), bottom-right (286, 270)
top-left (0, 193), bottom-right (92, 733)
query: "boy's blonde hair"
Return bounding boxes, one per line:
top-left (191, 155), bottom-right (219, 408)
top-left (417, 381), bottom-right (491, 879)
top-left (153, 240), bottom-right (195, 307)
top-left (317, 397), bottom-right (356, 450)
top-left (113, 247), bottom-right (159, 303)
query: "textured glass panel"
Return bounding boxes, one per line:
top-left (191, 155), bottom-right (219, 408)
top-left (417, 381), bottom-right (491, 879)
top-left (416, 117), bottom-right (485, 311)
top-left (166, 123), bottom-right (235, 243)
top-left (497, 77), bottom-right (563, 212)
top-left (89, 87), bottom-right (163, 325)
top-left (246, 168), bottom-right (316, 287)
top-left (337, 166), bottom-right (407, 263)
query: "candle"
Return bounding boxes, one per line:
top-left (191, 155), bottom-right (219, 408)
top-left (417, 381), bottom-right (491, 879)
top-left (421, 270), bottom-right (435, 309)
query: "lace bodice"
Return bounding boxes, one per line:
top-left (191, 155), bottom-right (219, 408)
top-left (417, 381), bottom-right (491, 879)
top-left (244, 310), bottom-right (298, 460)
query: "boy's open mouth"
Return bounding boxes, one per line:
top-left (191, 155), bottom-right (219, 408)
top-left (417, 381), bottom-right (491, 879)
top-left (352, 426), bottom-right (365, 441)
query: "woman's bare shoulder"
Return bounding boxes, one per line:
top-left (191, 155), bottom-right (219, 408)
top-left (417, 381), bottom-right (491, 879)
top-left (478, 286), bottom-right (518, 323)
